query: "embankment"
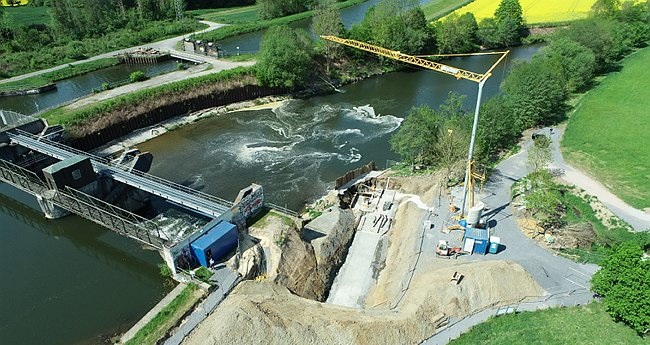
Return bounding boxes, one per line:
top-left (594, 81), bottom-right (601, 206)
top-left (41, 67), bottom-right (286, 151)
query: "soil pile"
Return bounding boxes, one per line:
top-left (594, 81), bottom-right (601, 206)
top-left (182, 260), bottom-right (543, 345)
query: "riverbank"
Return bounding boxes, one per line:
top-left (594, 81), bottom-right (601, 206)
top-left (0, 58), bottom-right (120, 94)
top-left (96, 95), bottom-right (290, 156)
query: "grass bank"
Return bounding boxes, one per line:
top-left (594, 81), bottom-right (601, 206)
top-left (4, 5), bottom-right (51, 26)
top-left (562, 47), bottom-right (650, 210)
top-left (557, 188), bottom-right (643, 263)
top-left (124, 283), bottom-right (204, 345)
top-left (450, 303), bottom-right (647, 345)
top-left (422, 0), bottom-right (475, 21)
top-left (41, 67), bottom-right (257, 134)
top-left (444, 0), bottom-right (595, 24)
top-left (192, 0), bottom-right (366, 42)
top-left (0, 58), bottom-right (120, 93)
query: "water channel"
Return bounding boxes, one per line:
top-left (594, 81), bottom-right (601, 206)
top-left (0, 59), bottom-right (181, 115)
top-left (139, 45), bottom-right (541, 211)
top-left (0, 1), bottom-right (543, 343)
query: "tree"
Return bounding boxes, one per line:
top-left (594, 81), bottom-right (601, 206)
top-left (256, 25), bottom-right (314, 89)
top-left (521, 170), bottom-right (565, 231)
top-left (541, 37), bottom-right (596, 92)
top-left (477, 17), bottom-right (501, 48)
top-left (258, 0), bottom-right (315, 20)
top-left (591, 0), bottom-right (620, 19)
top-left (556, 18), bottom-right (630, 72)
top-left (502, 57), bottom-right (567, 129)
top-left (390, 93), bottom-right (470, 166)
top-left (592, 242), bottom-right (650, 335)
top-left (494, 0), bottom-right (525, 46)
top-left (435, 12), bottom-right (479, 54)
top-left (527, 134), bottom-right (551, 172)
top-left (350, 0), bottom-right (432, 54)
top-left (312, 0), bottom-right (344, 73)
top-left (476, 95), bottom-right (520, 160)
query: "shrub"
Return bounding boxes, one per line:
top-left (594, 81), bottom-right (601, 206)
top-left (129, 70), bottom-right (147, 82)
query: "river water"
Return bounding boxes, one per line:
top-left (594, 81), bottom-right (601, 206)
top-left (139, 44), bottom-right (542, 211)
top-left (0, 1), bottom-right (542, 343)
top-left (0, 59), bottom-right (181, 115)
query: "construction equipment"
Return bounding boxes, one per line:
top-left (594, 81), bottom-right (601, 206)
top-left (320, 36), bottom-right (509, 218)
top-left (436, 240), bottom-right (463, 258)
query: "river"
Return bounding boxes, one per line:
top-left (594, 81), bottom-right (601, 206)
top-left (139, 44), bottom-right (542, 211)
top-left (0, 1), bottom-right (542, 344)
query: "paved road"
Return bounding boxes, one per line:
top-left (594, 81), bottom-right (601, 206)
top-left (546, 125), bottom-right (650, 231)
top-left (419, 134), bottom-right (598, 344)
top-left (0, 21), bottom-right (226, 85)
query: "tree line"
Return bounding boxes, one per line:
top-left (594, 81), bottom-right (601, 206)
top-left (0, 0), bottom-right (200, 78)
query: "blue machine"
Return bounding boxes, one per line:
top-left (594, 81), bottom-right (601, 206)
top-left (190, 221), bottom-right (238, 267)
top-left (464, 227), bottom-right (489, 255)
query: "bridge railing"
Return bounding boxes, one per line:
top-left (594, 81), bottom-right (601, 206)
top-left (11, 128), bottom-right (234, 212)
top-left (0, 157), bottom-right (169, 249)
top-left (0, 109), bottom-right (40, 130)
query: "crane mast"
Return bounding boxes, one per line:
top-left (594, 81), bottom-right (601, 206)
top-left (321, 35), bottom-right (509, 218)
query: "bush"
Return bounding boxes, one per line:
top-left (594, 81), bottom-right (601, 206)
top-left (129, 70), bottom-right (147, 82)
top-left (194, 266), bottom-right (213, 283)
top-left (592, 242), bottom-right (650, 335)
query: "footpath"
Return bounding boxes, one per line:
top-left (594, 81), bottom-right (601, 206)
top-left (548, 125), bottom-right (650, 231)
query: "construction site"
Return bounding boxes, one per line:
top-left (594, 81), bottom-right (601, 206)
top-left (134, 37), bottom-right (598, 345)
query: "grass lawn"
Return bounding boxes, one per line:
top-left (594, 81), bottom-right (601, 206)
top-left (422, 0), bottom-right (474, 21)
top-left (451, 303), bottom-right (647, 345)
top-left (4, 5), bottom-right (51, 26)
top-left (562, 47), bottom-right (650, 210)
top-left (444, 0), bottom-right (595, 24)
top-left (187, 5), bottom-right (260, 24)
top-left (124, 283), bottom-right (204, 345)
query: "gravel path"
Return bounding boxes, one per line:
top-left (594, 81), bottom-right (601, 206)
top-left (547, 125), bottom-right (650, 231)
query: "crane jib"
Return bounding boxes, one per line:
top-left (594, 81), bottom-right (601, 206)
top-left (320, 35), bottom-right (488, 83)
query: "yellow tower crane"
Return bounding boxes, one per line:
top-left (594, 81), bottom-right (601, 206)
top-left (320, 35), bottom-right (509, 217)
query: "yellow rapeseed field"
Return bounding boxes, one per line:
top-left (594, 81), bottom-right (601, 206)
top-left (448, 0), bottom-right (597, 24)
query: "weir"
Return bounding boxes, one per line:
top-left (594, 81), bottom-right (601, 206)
top-left (0, 111), bottom-right (287, 278)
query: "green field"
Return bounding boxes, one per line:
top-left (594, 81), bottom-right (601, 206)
top-left (451, 303), bottom-right (647, 345)
top-left (562, 47), bottom-right (650, 210)
top-left (422, 0), bottom-right (474, 20)
top-left (4, 6), bottom-right (51, 26)
top-left (187, 5), bottom-right (260, 24)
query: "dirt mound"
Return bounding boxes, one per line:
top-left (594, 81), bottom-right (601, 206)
top-left (274, 208), bottom-right (356, 301)
top-left (182, 260), bottom-right (542, 345)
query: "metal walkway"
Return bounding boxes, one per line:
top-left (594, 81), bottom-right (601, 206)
top-left (7, 129), bottom-right (232, 219)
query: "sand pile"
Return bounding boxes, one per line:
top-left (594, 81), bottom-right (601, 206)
top-left (182, 260), bottom-right (542, 345)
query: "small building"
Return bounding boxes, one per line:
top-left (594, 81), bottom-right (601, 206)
top-left (463, 227), bottom-right (489, 255)
top-left (190, 221), bottom-right (238, 267)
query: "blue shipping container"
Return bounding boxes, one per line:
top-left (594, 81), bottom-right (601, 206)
top-left (464, 227), bottom-right (489, 255)
top-left (191, 221), bottom-right (238, 267)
